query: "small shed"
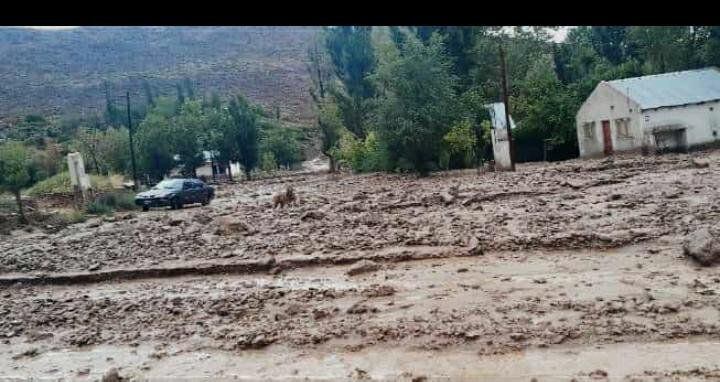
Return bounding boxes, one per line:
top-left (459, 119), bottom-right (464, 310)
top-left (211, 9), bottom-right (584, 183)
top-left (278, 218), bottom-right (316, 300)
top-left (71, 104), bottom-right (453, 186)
top-left (576, 67), bottom-right (720, 157)
top-left (486, 102), bottom-right (517, 170)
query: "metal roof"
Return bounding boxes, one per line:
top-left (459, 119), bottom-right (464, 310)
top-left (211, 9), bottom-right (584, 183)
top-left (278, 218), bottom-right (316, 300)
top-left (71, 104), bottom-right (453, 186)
top-left (485, 102), bottom-right (516, 130)
top-left (606, 67), bottom-right (720, 110)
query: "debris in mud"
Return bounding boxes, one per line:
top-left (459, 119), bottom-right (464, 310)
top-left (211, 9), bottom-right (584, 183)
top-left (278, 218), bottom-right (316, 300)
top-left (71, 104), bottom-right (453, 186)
top-left (11, 348), bottom-right (39, 360)
top-left (101, 367), bottom-right (121, 382)
top-left (690, 158), bottom-right (710, 168)
top-left (588, 369), bottom-right (608, 379)
top-left (300, 210), bottom-right (326, 221)
top-left (347, 260), bottom-right (381, 276)
top-left (361, 284), bottom-right (396, 297)
top-left (166, 216), bottom-right (184, 227)
top-left (349, 367), bottom-right (371, 380)
top-left (214, 216), bottom-right (253, 236)
top-left (683, 227), bottom-right (720, 265)
top-left (467, 236), bottom-right (484, 256)
top-left (346, 301), bottom-right (377, 314)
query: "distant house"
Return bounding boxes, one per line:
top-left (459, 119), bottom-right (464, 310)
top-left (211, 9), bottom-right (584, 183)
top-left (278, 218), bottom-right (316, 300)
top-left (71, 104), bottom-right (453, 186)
top-left (576, 67), bottom-right (720, 158)
top-left (195, 151), bottom-right (242, 179)
top-left (172, 151), bottom-right (242, 179)
top-left (485, 102), bottom-right (517, 170)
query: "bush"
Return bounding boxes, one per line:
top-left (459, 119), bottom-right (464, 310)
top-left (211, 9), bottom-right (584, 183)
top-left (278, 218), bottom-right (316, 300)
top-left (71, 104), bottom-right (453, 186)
top-left (96, 191), bottom-right (137, 211)
top-left (260, 151), bottom-right (278, 172)
top-left (58, 209), bottom-right (87, 224)
top-left (441, 119), bottom-right (477, 170)
top-left (338, 131), bottom-right (391, 173)
top-left (85, 200), bottom-right (113, 215)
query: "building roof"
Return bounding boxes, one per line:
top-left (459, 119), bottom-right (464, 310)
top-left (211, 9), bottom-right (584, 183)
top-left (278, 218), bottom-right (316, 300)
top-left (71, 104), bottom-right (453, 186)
top-left (606, 67), bottom-right (720, 110)
top-left (485, 102), bottom-right (516, 130)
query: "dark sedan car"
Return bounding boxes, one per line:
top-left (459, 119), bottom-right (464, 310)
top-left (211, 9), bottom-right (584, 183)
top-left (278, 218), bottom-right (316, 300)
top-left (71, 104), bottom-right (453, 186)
top-left (135, 178), bottom-right (214, 211)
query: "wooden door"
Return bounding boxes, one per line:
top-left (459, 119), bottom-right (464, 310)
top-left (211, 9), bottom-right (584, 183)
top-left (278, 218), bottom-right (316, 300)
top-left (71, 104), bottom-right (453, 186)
top-left (602, 120), bottom-right (613, 155)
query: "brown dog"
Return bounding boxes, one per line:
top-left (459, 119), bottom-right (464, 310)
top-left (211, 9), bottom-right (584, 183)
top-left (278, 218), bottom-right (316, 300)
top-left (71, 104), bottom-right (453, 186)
top-left (272, 186), bottom-right (296, 208)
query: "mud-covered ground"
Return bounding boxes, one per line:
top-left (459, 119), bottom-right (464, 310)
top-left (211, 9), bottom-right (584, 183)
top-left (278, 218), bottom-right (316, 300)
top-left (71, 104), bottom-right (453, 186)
top-left (2, 151), bottom-right (720, 380)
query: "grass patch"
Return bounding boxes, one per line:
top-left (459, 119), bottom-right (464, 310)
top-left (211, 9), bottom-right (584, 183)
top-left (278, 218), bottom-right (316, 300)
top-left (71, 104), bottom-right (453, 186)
top-left (26, 172), bottom-right (121, 196)
top-left (84, 190), bottom-right (137, 215)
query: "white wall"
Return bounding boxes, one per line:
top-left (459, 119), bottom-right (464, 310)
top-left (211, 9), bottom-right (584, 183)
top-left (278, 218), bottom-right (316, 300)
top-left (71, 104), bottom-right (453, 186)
top-left (642, 101), bottom-right (720, 148)
top-left (195, 162), bottom-right (243, 178)
top-left (491, 127), bottom-right (513, 170)
top-left (576, 82), bottom-right (642, 158)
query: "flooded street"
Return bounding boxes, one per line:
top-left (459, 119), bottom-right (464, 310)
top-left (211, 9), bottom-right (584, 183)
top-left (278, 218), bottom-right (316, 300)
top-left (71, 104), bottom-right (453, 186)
top-left (3, 151), bottom-right (720, 380)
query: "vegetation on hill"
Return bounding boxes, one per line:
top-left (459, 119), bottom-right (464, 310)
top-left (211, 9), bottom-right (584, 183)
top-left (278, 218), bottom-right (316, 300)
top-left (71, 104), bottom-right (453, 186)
top-left (0, 26), bottom-right (318, 127)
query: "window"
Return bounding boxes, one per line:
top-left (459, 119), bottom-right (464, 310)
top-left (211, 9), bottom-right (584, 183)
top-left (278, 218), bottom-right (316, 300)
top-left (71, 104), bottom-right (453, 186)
top-left (583, 122), bottom-right (595, 139)
top-left (615, 118), bottom-right (632, 138)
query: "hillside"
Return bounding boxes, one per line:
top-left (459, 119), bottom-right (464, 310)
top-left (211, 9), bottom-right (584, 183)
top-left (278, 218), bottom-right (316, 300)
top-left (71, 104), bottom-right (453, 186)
top-left (0, 26), bottom-right (319, 125)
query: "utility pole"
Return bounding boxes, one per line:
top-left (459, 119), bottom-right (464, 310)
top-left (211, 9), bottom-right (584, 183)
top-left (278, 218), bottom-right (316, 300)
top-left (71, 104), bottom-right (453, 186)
top-left (126, 92), bottom-right (139, 190)
top-left (499, 44), bottom-right (516, 171)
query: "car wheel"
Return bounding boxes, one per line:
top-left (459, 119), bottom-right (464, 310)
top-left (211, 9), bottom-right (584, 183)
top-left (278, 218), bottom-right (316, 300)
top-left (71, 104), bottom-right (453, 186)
top-left (171, 197), bottom-right (182, 210)
top-left (201, 195), bottom-right (210, 206)
top-left (142, 205), bottom-right (149, 212)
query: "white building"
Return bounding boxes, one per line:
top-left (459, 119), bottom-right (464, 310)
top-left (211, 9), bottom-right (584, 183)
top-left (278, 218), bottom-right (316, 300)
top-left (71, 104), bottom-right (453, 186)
top-left (486, 102), bottom-right (517, 170)
top-left (172, 151), bottom-right (242, 179)
top-left (576, 67), bottom-right (720, 158)
top-left (195, 151), bottom-right (242, 179)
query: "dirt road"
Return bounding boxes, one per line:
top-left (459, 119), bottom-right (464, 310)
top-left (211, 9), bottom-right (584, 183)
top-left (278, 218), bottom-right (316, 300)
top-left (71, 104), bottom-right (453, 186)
top-left (2, 152), bottom-right (720, 380)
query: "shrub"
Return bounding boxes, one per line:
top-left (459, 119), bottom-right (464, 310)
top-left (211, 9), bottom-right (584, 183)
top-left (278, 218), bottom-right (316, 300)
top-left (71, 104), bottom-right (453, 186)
top-left (85, 200), bottom-right (112, 215)
top-left (441, 119), bottom-right (477, 169)
top-left (260, 151), bottom-right (278, 172)
top-left (58, 209), bottom-right (87, 224)
top-left (96, 191), bottom-right (137, 211)
top-left (338, 131), bottom-right (390, 173)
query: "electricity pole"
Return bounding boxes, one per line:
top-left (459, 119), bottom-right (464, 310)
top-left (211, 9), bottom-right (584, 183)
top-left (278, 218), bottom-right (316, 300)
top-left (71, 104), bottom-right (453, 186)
top-left (499, 44), bottom-right (516, 171)
top-left (126, 92), bottom-right (139, 190)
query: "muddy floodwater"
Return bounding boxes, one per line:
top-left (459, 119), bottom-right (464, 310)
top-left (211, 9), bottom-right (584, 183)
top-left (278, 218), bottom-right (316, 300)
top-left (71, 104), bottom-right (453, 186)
top-left (2, 151), bottom-right (720, 380)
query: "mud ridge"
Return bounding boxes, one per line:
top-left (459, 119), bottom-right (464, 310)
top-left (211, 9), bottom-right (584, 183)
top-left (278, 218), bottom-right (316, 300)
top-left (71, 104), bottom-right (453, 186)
top-left (0, 246), bottom-right (470, 287)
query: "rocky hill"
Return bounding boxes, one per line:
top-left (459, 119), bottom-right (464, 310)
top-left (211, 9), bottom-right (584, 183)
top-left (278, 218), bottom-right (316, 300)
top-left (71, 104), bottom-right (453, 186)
top-left (0, 26), bottom-right (318, 125)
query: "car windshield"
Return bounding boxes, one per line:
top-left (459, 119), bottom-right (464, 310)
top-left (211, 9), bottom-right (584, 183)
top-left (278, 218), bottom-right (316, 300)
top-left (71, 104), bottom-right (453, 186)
top-left (153, 179), bottom-right (184, 190)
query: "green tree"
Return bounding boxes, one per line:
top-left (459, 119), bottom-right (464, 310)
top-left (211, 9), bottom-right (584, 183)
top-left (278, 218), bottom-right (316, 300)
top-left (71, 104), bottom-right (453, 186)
top-left (308, 31), bottom-right (342, 172)
top-left (324, 26), bottom-right (377, 139)
top-left (172, 100), bottom-right (205, 177)
top-left (318, 102), bottom-right (343, 172)
top-left (0, 142), bottom-right (38, 223)
top-left (261, 126), bottom-right (301, 170)
top-left (372, 33), bottom-right (458, 175)
top-left (512, 55), bottom-right (579, 157)
top-left (135, 112), bottom-right (175, 183)
top-left (227, 95), bottom-right (260, 180)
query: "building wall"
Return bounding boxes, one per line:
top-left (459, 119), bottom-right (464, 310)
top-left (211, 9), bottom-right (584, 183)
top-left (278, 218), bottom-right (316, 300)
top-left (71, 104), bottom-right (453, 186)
top-left (196, 161), bottom-right (243, 178)
top-left (576, 82), bottom-right (642, 158)
top-left (491, 127), bottom-right (513, 170)
top-left (642, 100), bottom-right (720, 148)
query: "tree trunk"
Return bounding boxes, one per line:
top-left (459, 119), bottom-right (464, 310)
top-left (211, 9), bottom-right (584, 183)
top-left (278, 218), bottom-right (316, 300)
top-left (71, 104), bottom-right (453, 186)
top-left (14, 190), bottom-right (27, 224)
top-left (245, 169), bottom-right (251, 181)
top-left (328, 155), bottom-right (336, 173)
top-left (227, 161), bottom-right (233, 181)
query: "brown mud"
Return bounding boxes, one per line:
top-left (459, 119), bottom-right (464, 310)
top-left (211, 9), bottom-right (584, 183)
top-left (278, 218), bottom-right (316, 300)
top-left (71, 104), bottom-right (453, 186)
top-left (2, 151), bottom-right (720, 380)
